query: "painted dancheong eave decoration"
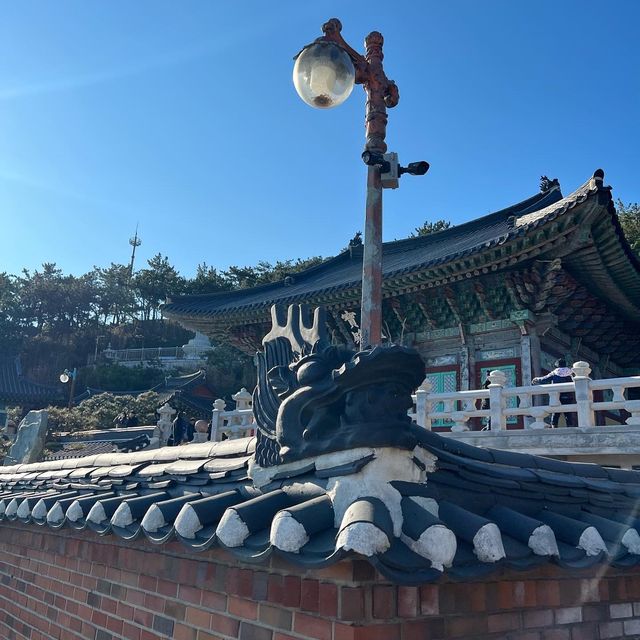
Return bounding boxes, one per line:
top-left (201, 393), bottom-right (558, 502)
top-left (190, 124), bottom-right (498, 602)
top-left (161, 170), bottom-right (640, 368)
top-left (3, 304), bottom-right (640, 585)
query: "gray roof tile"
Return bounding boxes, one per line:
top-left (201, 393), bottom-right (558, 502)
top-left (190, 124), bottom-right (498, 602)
top-left (0, 426), bottom-right (640, 584)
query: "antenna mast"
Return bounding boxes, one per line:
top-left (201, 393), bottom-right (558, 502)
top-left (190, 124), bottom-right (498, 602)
top-left (128, 224), bottom-right (142, 280)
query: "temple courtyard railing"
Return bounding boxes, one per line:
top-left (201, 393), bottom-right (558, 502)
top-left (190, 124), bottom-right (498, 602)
top-left (155, 361), bottom-right (640, 468)
top-left (407, 361), bottom-right (640, 469)
top-left (408, 361), bottom-right (640, 432)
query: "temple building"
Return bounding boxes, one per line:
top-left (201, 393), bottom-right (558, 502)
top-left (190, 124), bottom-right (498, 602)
top-left (164, 170), bottom-right (640, 399)
top-left (3, 170), bottom-right (640, 640)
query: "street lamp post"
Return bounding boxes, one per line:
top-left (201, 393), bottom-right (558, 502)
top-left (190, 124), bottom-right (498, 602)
top-left (94, 335), bottom-right (106, 363)
top-left (59, 367), bottom-right (77, 409)
top-left (293, 18), bottom-right (428, 347)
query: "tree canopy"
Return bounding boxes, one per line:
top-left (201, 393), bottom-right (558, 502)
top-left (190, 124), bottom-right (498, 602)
top-left (410, 219), bottom-right (453, 237)
top-left (617, 200), bottom-right (640, 256)
top-left (0, 252), bottom-right (325, 397)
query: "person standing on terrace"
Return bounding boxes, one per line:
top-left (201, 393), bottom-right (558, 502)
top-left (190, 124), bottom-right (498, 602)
top-left (532, 358), bottom-right (576, 427)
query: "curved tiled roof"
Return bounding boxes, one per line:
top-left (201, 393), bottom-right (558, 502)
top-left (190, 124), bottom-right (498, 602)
top-left (162, 183), bottom-right (564, 319)
top-left (163, 170), bottom-right (640, 325)
top-left (72, 370), bottom-right (214, 418)
top-left (74, 369), bottom-right (208, 403)
top-left (0, 357), bottom-right (62, 405)
top-left (3, 431), bottom-right (640, 585)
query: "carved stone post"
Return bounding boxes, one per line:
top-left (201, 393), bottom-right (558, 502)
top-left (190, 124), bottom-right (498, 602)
top-left (415, 378), bottom-right (433, 430)
top-left (232, 388), bottom-right (252, 411)
top-left (529, 405), bottom-right (551, 430)
top-left (459, 346), bottom-right (470, 391)
top-left (450, 411), bottom-right (470, 433)
top-left (572, 361), bottom-right (594, 428)
top-left (488, 370), bottom-right (507, 431)
top-left (210, 398), bottom-right (227, 442)
top-left (156, 403), bottom-right (175, 447)
top-left (192, 419), bottom-right (209, 443)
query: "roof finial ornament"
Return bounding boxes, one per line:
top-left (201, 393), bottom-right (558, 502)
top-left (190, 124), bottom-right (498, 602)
top-left (539, 176), bottom-right (560, 192)
top-left (348, 231), bottom-right (363, 247)
top-left (348, 231), bottom-right (363, 258)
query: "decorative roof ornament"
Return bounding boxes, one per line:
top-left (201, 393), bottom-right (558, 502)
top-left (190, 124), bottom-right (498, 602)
top-left (539, 175), bottom-right (560, 192)
top-left (348, 231), bottom-right (363, 247)
top-left (252, 305), bottom-right (425, 467)
top-left (348, 231), bottom-right (363, 259)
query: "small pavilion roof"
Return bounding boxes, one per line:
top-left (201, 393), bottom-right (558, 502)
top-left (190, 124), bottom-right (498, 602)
top-left (0, 357), bottom-right (62, 406)
top-left (73, 370), bottom-right (213, 419)
top-left (74, 369), bottom-right (208, 403)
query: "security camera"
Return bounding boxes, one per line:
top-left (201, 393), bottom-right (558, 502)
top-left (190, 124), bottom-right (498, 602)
top-left (361, 151), bottom-right (390, 172)
top-left (399, 161), bottom-right (429, 176)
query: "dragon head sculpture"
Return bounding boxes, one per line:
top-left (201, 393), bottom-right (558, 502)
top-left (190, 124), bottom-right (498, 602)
top-left (253, 304), bottom-right (426, 467)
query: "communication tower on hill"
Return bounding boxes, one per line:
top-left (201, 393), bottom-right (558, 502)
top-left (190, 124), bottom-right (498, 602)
top-left (128, 224), bottom-right (142, 280)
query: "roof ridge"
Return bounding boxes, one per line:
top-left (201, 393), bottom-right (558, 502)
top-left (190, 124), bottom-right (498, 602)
top-left (384, 182), bottom-right (563, 252)
top-left (163, 182), bottom-right (561, 311)
top-left (164, 252), bottom-right (354, 305)
top-left (512, 170), bottom-right (605, 231)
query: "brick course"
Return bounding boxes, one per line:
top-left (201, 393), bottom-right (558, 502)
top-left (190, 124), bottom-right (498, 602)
top-left (1, 522), bottom-right (640, 639)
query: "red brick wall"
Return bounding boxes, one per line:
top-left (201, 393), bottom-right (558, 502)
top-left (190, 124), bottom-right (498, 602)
top-left (0, 521), bottom-right (639, 639)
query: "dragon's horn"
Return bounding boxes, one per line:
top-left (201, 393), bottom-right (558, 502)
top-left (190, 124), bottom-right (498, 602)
top-left (262, 304), bottom-right (328, 355)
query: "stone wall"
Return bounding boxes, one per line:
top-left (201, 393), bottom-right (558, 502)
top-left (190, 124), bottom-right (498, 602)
top-left (0, 522), bottom-right (640, 639)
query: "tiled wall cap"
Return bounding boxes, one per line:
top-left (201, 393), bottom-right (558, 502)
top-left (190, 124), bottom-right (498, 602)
top-left (269, 510), bottom-right (309, 553)
top-left (336, 522), bottom-right (390, 556)
top-left (216, 508), bottom-right (250, 547)
top-left (86, 501), bottom-right (108, 524)
top-left (473, 523), bottom-right (506, 563)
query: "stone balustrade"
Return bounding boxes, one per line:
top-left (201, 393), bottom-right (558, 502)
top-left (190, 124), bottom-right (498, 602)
top-left (203, 367), bottom-right (640, 465)
top-left (209, 388), bottom-right (255, 441)
top-left (409, 361), bottom-right (640, 432)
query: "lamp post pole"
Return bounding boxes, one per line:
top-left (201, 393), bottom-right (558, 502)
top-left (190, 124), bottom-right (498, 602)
top-left (318, 19), bottom-right (398, 348)
top-left (68, 368), bottom-right (77, 409)
top-left (94, 335), bottom-right (106, 363)
top-left (294, 20), bottom-right (428, 346)
top-left (60, 368), bottom-right (77, 409)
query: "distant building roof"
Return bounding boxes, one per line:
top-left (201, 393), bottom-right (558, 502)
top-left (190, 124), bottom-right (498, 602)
top-left (73, 370), bottom-right (214, 419)
top-left (162, 180), bottom-right (569, 320)
top-left (74, 369), bottom-right (208, 401)
top-left (0, 357), bottom-right (62, 406)
top-left (45, 427), bottom-right (156, 461)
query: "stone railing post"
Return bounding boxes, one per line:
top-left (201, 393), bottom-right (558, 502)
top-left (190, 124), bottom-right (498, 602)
top-left (232, 387), bottom-right (252, 411)
top-left (192, 419), bottom-right (209, 443)
top-left (232, 387), bottom-right (253, 429)
top-left (156, 403), bottom-right (176, 447)
top-left (488, 370), bottom-right (507, 431)
top-left (572, 361), bottom-right (594, 428)
top-left (210, 398), bottom-right (227, 441)
top-left (416, 378), bottom-right (433, 430)
top-left (625, 401), bottom-right (640, 426)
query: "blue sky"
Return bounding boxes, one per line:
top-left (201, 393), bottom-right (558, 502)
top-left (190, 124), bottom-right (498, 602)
top-left (1, 0), bottom-right (638, 278)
